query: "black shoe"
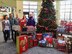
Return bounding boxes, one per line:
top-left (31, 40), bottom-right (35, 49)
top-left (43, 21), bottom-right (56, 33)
top-left (8, 38), bottom-right (11, 40)
top-left (5, 40), bottom-right (7, 43)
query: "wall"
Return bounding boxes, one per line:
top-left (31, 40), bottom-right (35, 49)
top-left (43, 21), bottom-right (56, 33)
top-left (15, 0), bottom-right (23, 18)
top-left (0, 0), bottom-right (16, 7)
top-left (56, 1), bottom-right (60, 25)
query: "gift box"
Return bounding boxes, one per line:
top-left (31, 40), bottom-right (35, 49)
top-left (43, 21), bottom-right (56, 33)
top-left (16, 35), bottom-right (28, 54)
top-left (28, 36), bottom-right (33, 48)
top-left (56, 42), bottom-right (66, 51)
top-left (33, 39), bottom-right (38, 46)
top-left (43, 33), bottom-right (49, 38)
top-left (38, 40), bottom-right (46, 47)
top-left (44, 37), bottom-right (54, 47)
top-left (28, 39), bottom-right (33, 48)
top-left (55, 36), bottom-right (66, 51)
top-left (43, 33), bottom-right (53, 38)
top-left (36, 33), bottom-right (42, 40)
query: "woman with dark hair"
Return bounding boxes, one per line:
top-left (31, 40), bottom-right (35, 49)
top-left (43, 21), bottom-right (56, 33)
top-left (2, 15), bottom-right (10, 42)
top-left (20, 15), bottom-right (27, 31)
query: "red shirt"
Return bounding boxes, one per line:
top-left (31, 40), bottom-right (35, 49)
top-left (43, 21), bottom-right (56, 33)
top-left (20, 18), bottom-right (26, 27)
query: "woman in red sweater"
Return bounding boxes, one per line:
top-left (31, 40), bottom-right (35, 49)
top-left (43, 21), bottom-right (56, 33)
top-left (20, 15), bottom-right (26, 31)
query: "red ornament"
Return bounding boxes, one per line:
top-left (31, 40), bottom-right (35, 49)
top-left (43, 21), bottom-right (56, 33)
top-left (45, 27), bottom-right (48, 30)
top-left (43, 19), bottom-right (48, 21)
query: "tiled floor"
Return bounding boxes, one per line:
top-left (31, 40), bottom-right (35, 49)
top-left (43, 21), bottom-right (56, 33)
top-left (0, 31), bottom-right (71, 54)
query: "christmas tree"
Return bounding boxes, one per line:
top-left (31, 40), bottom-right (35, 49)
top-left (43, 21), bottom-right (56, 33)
top-left (37, 0), bottom-right (57, 38)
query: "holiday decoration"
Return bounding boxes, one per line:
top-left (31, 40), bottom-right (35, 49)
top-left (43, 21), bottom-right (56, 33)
top-left (16, 35), bottom-right (28, 54)
top-left (37, 0), bottom-right (57, 38)
top-left (46, 37), bottom-right (54, 47)
top-left (33, 39), bottom-right (38, 46)
top-left (28, 36), bottom-right (33, 48)
top-left (38, 40), bottom-right (46, 47)
top-left (27, 26), bottom-right (36, 32)
top-left (36, 33), bottom-right (42, 40)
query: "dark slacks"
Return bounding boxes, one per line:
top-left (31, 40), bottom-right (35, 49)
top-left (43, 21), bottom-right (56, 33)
top-left (11, 26), bottom-right (13, 39)
top-left (3, 30), bottom-right (10, 42)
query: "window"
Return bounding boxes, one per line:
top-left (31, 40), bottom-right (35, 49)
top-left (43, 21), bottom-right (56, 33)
top-left (60, 0), bottom-right (72, 21)
top-left (23, 1), bottom-right (38, 22)
top-left (53, 1), bottom-right (56, 9)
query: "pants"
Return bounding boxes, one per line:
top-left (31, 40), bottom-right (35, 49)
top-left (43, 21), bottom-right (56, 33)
top-left (3, 30), bottom-right (10, 42)
top-left (12, 30), bottom-right (19, 43)
top-left (11, 26), bottom-right (13, 39)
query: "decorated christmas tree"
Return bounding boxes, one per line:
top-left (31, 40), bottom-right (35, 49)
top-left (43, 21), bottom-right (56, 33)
top-left (37, 0), bottom-right (57, 38)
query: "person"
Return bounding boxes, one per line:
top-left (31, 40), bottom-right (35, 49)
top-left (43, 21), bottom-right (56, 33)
top-left (27, 13), bottom-right (35, 27)
top-left (26, 13), bottom-right (36, 39)
top-left (20, 15), bottom-right (27, 31)
top-left (12, 14), bottom-right (20, 43)
top-left (14, 14), bottom-right (20, 25)
top-left (2, 15), bottom-right (10, 42)
top-left (8, 13), bottom-right (15, 39)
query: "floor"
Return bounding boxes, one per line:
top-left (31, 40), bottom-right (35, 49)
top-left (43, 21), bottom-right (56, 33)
top-left (0, 31), bottom-right (71, 54)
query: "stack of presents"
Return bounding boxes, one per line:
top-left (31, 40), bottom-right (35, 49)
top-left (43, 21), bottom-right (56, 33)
top-left (16, 20), bottom-right (72, 54)
top-left (16, 32), bottom-right (72, 54)
top-left (57, 20), bottom-right (72, 33)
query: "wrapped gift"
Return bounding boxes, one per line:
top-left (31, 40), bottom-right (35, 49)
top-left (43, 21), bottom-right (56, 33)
top-left (28, 36), bottom-right (33, 48)
top-left (16, 35), bottom-right (28, 54)
top-left (45, 37), bottom-right (53, 47)
top-left (33, 39), bottom-right (38, 46)
top-left (27, 26), bottom-right (36, 32)
top-left (43, 33), bottom-right (49, 38)
top-left (28, 39), bottom-right (33, 48)
top-left (43, 33), bottom-right (53, 38)
top-left (55, 36), bottom-right (66, 51)
top-left (36, 33), bottom-right (42, 40)
top-left (38, 40), bottom-right (46, 47)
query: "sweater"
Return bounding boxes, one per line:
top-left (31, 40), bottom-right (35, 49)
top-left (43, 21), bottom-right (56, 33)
top-left (27, 17), bottom-right (35, 26)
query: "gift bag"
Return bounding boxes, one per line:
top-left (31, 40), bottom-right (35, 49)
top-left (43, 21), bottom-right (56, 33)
top-left (36, 33), bottom-right (42, 40)
top-left (12, 25), bottom-right (20, 31)
top-left (16, 35), bottom-right (28, 54)
top-left (33, 39), bottom-right (38, 46)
